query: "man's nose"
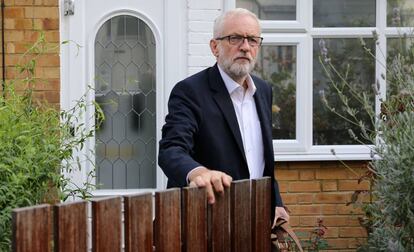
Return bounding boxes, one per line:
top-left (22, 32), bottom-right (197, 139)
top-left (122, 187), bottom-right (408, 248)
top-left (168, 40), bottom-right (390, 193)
top-left (239, 38), bottom-right (251, 51)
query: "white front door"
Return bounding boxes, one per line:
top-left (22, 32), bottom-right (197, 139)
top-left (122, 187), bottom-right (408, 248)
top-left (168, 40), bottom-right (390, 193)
top-left (60, 0), bottom-right (186, 195)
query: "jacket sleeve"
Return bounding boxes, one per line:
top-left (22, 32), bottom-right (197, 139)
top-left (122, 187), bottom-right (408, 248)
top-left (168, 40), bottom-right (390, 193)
top-left (158, 82), bottom-right (202, 187)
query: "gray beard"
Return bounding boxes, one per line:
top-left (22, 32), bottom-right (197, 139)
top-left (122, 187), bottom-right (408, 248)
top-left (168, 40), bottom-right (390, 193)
top-left (221, 57), bottom-right (255, 80)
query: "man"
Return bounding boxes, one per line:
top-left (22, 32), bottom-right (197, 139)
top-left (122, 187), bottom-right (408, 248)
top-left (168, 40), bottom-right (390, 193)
top-left (158, 8), bottom-right (289, 224)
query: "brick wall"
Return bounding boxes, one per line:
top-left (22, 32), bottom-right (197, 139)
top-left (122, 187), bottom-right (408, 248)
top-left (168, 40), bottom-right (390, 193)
top-left (276, 161), bottom-right (370, 251)
top-left (2, 0), bottom-right (60, 105)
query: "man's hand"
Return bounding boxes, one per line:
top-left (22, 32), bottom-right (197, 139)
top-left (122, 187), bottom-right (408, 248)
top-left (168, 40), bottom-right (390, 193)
top-left (272, 206), bottom-right (290, 229)
top-left (188, 167), bottom-right (233, 204)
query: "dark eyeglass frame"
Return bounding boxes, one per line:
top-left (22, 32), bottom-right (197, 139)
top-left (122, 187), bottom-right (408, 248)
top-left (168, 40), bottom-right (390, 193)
top-left (215, 35), bottom-right (263, 47)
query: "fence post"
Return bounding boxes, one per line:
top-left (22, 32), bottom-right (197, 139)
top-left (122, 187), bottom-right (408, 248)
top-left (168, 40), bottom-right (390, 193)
top-left (91, 197), bottom-right (122, 252)
top-left (54, 200), bottom-right (88, 252)
top-left (154, 188), bottom-right (181, 252)
top-left (12, 204), bottom-right (52, 252)
top-left (124, 193), bottom-right (153, 252)
top-left (252, 177), bottom-right (272, 252)
top-left (210, 186), bottom-right (231, 252)
top-left (182, 187), bottom-right (207, 252)
top-left (231, 179), bottom-right (252, 252)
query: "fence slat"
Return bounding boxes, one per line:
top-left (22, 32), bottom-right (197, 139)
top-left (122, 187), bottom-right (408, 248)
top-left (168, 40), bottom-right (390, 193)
top-left (182, 187), bottom-right (207, 252)
top-left (155, 188), bottom-right (181, 252)
top-left (91, 197), bottom-right (122, 252)
top-left (124, 193), bottom-right (153, 252)
top-left (54, 201), bottom-right (88, 252)
top-left (12, 204), bottom-right (51, 252)
top-left (210, 187), bottom-right (230, 252)
top-left (231, 179), bottom-right (252, 252)
top-left (252, 177), bottom-right (272, 252)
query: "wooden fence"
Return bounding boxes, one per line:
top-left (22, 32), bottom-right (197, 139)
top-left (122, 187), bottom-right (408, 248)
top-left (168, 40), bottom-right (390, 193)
top-left (12, 177), bottom-right (272, 252)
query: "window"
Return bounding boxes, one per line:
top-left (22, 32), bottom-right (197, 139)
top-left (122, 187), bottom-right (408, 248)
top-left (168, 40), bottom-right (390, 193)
top-left (233, 0), bottom-right (414, 160)
top-left (95, 15), bottom-right (157, 189)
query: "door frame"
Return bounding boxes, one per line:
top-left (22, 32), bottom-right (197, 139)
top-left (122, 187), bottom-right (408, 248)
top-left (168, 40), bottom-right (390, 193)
top-left (59, 0), bottom-right (187, 195)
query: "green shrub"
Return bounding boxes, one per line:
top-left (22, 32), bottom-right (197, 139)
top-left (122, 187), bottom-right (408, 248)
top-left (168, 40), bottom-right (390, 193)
top-left (319, 34), bottom-right (414, 251)
top-left (0, 34), bottom-right (103, 251)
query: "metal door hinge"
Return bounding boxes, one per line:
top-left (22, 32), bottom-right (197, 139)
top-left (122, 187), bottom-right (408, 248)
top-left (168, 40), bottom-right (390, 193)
top-left (64, 0), bottom-right (75, 16)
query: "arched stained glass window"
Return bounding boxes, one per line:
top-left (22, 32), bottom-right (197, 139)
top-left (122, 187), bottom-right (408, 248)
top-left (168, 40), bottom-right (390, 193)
top-left (94, 15), bottom-right (156, 189)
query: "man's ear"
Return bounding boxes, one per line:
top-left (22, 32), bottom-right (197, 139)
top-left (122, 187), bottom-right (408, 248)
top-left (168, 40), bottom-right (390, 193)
top-left (210, 39), bottom-right (219, 57)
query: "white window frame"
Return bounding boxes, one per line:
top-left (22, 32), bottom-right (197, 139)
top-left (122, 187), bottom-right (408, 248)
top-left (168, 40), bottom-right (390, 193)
top-left (229, 0), bottom-right (414, 161)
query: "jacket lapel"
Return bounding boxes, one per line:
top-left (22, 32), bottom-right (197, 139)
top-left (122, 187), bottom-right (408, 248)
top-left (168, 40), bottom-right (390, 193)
top-left (208, 65), bottom-right (247, 164)
top-left (253, 83), bottom-right (274, 173)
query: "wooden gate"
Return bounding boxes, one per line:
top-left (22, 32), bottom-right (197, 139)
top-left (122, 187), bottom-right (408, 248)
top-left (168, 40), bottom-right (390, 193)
top-left (12, 177), bottom-right (272, 252)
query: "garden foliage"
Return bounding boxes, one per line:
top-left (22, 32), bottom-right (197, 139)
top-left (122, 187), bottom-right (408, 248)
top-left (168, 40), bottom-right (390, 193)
top-left (0, 34), bottom-right (102, 250)
top-left (319, 33), bottom-right (414, 251)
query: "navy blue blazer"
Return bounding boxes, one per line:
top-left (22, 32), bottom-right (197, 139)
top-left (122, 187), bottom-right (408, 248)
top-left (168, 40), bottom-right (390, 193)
top-left (158, 64), bottom-right (283, 207)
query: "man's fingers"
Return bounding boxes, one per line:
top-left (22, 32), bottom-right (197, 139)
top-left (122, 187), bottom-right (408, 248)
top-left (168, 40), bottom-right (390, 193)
top-left (222, 174), bottom-right (233, 187)
top-left (205, 182), bottom-right (215, 204)
top-left (211, 175), bottom-right (224, 194)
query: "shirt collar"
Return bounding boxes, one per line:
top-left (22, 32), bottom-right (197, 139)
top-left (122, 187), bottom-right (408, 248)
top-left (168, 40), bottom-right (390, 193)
top-left (218, 65), bottom-right (257, 96)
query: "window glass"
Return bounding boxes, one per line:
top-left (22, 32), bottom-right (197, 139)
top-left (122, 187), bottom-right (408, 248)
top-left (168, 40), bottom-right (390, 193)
top-left (313, 0), bottom-right (376, 27)
top-left (237, 0), bottom-right (296, 20)
top-left (253, 45), bottom-right (297, 139)
top-left (313, 38), bottom-right (375, 145)
top-left (387, 37), bottom-right (414, 97)
top-left (387, 0), bottom-right (414, 27)
top-left (95, 15), bottom-right (156, 189)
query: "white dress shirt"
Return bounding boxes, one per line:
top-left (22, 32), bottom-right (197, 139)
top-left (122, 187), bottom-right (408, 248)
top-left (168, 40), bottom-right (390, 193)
top-left (218, 66), bottom-right (265, 179)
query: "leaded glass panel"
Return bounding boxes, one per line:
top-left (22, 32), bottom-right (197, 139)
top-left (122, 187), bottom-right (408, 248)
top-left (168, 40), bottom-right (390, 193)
top-left (95, 15), bottom-right (156, 189)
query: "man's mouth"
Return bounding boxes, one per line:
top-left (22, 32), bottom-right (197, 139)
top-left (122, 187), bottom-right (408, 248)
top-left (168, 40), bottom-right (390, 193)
top-left (234, 56), bottom-right (251, 62)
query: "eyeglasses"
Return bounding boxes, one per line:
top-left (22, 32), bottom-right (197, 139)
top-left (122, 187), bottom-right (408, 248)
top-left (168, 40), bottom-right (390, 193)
top-left (215, 35), bottom-right (263, 47)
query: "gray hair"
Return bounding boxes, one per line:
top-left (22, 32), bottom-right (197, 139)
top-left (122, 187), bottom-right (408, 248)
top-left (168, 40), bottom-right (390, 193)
top-left (213, 8), bottom-right (261, 38)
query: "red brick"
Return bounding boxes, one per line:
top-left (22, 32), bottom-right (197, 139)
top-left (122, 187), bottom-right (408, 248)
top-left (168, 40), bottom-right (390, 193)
top-left (339, 227), bottom-right (367, 238)
top-left (289, 181), bottom-right (320, 192)
top-left (338, 180), bottom-right (370, 191)
top-left (287, 205), bottom-right (321, 216)
top-left (44, 90), bottom-right (59, 103)
top-left (4, 7), bottom-right (25, 18)
top-left (348, 216), bottom-right (364, 226)
top-left (326, 238), bottom-right (349, 249)
top-left (321, 204), bottom-right (338, 214)
top-left (299, 216), bottom-right (320, 226)
top-left (322, 180), bottom-right (337, 191)
top-left (314, 193), bottom-right (349, 204)
top-left (282, 193), bottom-right (298, 204)
top-left (322, 216), bottom-right (348, 226)
top-left (348, 238), bottom-right (367, 248)
top-left (37, 55), bottom-right (60, 66)
top-left (42, 0), bottom-right (58, 6)
top-left (279, 182), bottom-right (288, 193)
top-left (15, 0), bottom-right (33, 5)
top-left (32, 7), bottom-right (58, 18)
top-left (295, 227), bottom-right (338, 238)
top-left (299, 169), bottom-right (315, 180)
top-left (316, 168), bottom-right (348, 179)
top-left (275, 162), bottom-right (289, 169)
top-left (4, 30), bottom-right (24, 42)
top-left (289, 162), bottom-right (321, 169)
top-left (289, 216), bottom-right (300, 226)
top-left (33, 18), bottom-right (59, 30)
top-left (15, 18), bottom-right (33, 29)
top-left (44, 30), bottom-right (60, 42)
top-left (276, 169), bottom-right (299, 180)
top-left (297, 193), bottom-right (314, 204)
top-left (337, 204), bottom-right (364, 215)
